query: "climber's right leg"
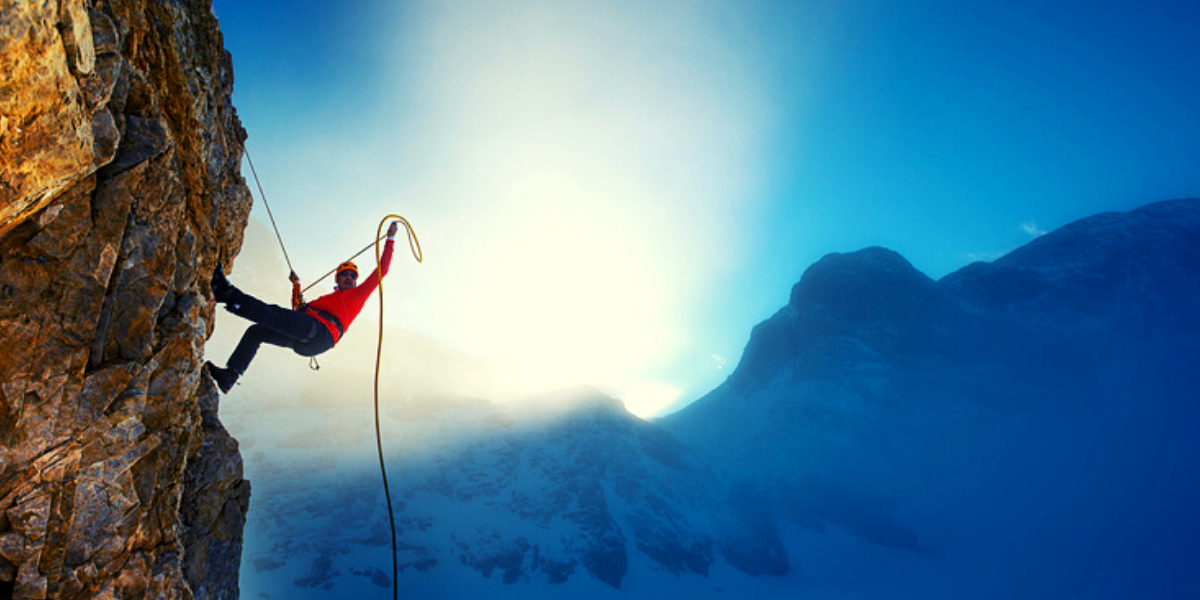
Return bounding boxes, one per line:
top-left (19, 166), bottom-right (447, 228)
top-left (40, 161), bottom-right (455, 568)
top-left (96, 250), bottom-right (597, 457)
top-left (230, 323), bottom-right (294, 372)
top-left (208, 323), bottom-right (319, 394)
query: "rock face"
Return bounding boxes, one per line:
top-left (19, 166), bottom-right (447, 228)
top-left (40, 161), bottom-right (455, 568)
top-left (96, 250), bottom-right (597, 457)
top-left (1, 1), bottom-right (251, 598)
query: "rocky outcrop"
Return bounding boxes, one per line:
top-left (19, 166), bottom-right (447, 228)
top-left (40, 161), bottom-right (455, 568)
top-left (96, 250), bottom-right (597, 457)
top-left (1, 0), bottom-right (251, 598)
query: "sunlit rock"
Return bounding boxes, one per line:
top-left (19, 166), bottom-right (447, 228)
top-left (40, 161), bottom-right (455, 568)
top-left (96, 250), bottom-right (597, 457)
top-left (1, 0), bottom-right (252, 598)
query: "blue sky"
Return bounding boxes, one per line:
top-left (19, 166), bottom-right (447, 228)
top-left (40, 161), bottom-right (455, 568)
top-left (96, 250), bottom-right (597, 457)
top-left (211, 0), bottom-right (1200, 417)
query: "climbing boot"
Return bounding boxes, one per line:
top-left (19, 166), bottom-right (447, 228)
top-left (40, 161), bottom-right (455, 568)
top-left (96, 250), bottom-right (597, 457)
top-left (205, 361), bottom-right (239, 394)
top-left (211, 263), bottom-right (235, 303)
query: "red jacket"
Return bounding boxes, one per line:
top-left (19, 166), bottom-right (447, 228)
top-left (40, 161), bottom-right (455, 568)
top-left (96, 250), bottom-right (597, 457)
top-left (294, 238), bottom-right (395, 343)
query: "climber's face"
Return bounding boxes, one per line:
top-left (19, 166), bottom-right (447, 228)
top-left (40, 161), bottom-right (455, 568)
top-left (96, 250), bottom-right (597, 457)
top-left (336, 269), bottom-right (358, 290)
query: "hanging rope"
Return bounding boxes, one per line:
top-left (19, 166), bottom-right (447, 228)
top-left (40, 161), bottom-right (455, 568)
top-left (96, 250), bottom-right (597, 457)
top-left (373, 214), bottom-right (421, 600)
top-left (243, 148), bottom-right (295, 274)
top-left (240, 146), bottom-right (421, 598)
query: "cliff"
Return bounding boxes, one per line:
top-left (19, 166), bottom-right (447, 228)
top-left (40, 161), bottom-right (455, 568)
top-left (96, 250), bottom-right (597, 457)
top-left (1, 1), bottom-right (251, 598)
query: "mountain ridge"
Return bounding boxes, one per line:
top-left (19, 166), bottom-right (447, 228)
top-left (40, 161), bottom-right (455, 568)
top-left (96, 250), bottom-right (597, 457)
top-left (659, 197), bottom-right (1200, 591)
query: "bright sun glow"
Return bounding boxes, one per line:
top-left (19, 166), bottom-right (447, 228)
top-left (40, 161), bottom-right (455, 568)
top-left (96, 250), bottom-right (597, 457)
top-left (373, 0), bottom-right (773, 417)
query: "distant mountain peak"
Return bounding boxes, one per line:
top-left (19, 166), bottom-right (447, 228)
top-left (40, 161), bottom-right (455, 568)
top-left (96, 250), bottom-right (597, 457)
top-left (514, 385), bottom-right (630, 420)
top-left (723, 246), bottom-right (941, 389)
top-left (789, 245), bottom-right (937, 321)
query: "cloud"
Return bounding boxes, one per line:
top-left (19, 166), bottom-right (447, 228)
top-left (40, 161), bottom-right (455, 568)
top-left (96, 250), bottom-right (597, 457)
top-left (965, 251), bottom-right (1005, 263)
top-left (1021, 221), bottom-right (1047, 236)
top-left (711, 354), bottom-right (727, 370)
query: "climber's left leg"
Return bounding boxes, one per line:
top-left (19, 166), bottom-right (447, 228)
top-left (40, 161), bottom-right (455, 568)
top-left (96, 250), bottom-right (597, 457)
top-left (211, 263), bottom-right (319, 336)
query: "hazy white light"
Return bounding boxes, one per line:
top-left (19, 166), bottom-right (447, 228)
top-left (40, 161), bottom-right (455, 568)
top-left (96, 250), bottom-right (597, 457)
top-left (621, 381), bottom-right (685, 419)
top-left (372, 0), bottom-right (773, 410)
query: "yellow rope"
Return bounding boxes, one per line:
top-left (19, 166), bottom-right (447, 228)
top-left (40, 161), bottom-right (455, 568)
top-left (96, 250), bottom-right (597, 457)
top-left (373, 214), bottom-right (421, 600)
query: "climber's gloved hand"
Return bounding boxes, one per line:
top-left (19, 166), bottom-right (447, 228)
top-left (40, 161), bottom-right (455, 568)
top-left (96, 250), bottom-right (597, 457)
top-left (289, 270), bottom-right (300, 284)
top-left (387, 222), bottom-right (399, 238)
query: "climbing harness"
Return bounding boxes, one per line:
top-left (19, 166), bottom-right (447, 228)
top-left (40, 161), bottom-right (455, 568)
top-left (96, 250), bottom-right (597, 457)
top-left (241, 150), bottom-right (423, 600)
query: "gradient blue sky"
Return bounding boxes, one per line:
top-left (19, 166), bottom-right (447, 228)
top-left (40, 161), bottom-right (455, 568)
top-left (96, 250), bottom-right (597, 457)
top-left (211, 0), bottom-right (1200, 417)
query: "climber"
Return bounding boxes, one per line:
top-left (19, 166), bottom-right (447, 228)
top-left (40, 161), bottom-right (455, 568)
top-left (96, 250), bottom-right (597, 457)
top-left (204, 221), bottom-right (400, 393)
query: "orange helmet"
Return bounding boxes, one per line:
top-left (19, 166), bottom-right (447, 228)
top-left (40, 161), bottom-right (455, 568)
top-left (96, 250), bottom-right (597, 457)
top-left (337, 261), bottom-right (358, 277)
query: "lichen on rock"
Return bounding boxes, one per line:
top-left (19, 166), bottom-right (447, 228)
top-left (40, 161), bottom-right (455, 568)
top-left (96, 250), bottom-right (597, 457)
top-left (1, 0), bottom-right (252, 598)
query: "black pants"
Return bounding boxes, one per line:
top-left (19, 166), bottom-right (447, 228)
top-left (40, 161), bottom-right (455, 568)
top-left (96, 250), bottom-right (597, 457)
top-left (224, 289), bottom-right (335, 375)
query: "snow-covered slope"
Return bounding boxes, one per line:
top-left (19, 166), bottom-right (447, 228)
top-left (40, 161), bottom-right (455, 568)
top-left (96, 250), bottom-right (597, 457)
top-left (223, 382), bottom-right (787, 599)
top-left (659, 198), bottom-right (1200, 597)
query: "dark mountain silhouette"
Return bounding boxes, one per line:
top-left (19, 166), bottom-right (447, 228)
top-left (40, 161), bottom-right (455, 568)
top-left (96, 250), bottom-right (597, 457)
top-left (660, 198), bottom-right (1200, 597)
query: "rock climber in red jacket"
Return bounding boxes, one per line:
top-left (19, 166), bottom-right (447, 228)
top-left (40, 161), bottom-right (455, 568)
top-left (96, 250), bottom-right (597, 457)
top-left (205, 221), bottom-right (399, 393)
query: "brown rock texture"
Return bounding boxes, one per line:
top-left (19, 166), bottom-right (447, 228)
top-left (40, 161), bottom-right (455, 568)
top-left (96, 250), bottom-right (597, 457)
top-left (1, 0), bottom-right (252, 598)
